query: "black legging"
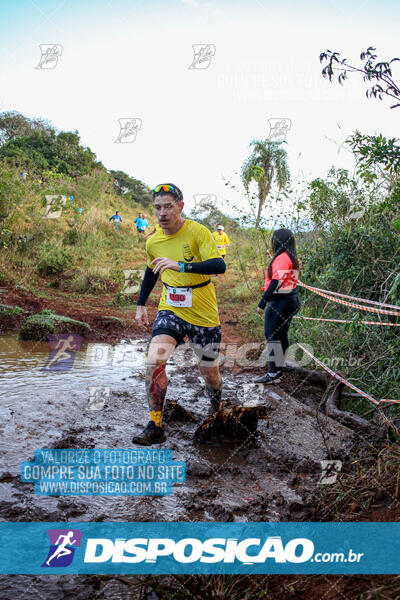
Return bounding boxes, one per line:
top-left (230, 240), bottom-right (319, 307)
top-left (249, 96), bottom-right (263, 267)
top-left (264, 292), bottom-right (301, 373)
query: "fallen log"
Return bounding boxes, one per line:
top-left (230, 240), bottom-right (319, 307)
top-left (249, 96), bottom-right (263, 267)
top-left (194, 402), bottom-right (268, 443)
top-left (281, 365), bottom-right (330, 387)
top-left (325, 381), bottom-right (386, 439)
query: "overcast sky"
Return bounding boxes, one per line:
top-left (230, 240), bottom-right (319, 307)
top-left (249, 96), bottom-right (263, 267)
top-left (0, 0), bottom-right (398, 214)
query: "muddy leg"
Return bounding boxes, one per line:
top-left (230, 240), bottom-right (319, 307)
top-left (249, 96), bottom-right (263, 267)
top-left (146, 334), bottom-right (176, 426)
top-left (198, 363), bottom-right (222, 411)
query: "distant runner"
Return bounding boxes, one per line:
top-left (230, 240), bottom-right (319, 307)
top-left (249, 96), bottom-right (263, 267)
top-left (133, 183), bottom-right (226, 445)
top-left (109, 211), bottom-right (122, 226)
top-left (255, 228), bottom-right (301, 384)
top-left (134, 213), bottom-right (146, 235)
top-left (142, 214), bottom-right (150, 232)
top-left (212, 224), bottom-right (230, 261)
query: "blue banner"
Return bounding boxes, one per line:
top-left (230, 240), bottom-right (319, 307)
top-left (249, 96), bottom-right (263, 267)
top-left (0, 522), bottom-right (399, 574)
top-left (20, 449), bottom-right (186, 496)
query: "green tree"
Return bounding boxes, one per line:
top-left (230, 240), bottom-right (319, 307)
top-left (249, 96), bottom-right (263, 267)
top-left (346, 131), bottom-right (400, 187)
top-left (308, 167), bottom-right (372, 227)
top-left (110, 170), bottom-right (152, 207)
top-left (241, 139), bottom-right (290, 229)
top-left (0, 129), bottom-right (102, 176)
top-left (0, 110), bottom-right (54, 145)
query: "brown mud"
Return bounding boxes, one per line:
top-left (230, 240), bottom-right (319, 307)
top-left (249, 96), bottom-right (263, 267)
top-left (0, 283), bottom-right (391, 599)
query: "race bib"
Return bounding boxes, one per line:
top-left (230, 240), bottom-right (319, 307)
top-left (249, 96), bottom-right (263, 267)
top-left (217, 245), bottom-right (223, 249)
top-left (165, 286), bottom-right (192, 308)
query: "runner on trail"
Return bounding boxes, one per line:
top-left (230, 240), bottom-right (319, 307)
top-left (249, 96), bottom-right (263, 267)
top-left (132, 183), bottom-right (226, 445)
top-left (142, 214), bottom-right (150, 232)
top-left (255, 228), bottom-right (301, 384)
top-left (134, 213), bottom-right (146, 235)
top-left (212, 224), bottom-right (230, 261)
top-left (109, 211), bottom-right (122, 226)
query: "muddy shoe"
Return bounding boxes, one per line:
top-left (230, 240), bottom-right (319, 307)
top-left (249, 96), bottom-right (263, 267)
top-left (132, 421), bottom-right (166, 446)
top-left (206, 384), bottom-right (223, 412)
top-left (254, 371), bottom-right (283, 385)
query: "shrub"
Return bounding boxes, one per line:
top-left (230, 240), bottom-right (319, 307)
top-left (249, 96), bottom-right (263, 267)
top-left (19, 309), bottom-right (91, 340)
top-left (0, 303), bottom-right (27, 330)
top-left (111, 292), bottom-right (136, 307)
top-left (63, 229), bottom-right (79, 245)
top-left (69, 266), bottom-right (116, 293)
top-left (37, 242), bottom-right (73, 276)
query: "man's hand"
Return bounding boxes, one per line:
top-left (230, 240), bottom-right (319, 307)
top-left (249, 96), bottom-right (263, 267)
top-left (257, 307), bottom-right (264, 316)
top-left (151, 257), bottom-right (180, 275)
top-left (136, 305), bottom-right (149, 328)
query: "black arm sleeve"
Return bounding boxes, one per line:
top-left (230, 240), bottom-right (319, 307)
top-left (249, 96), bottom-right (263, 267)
top-left (137, 267), bottom-right (159, 306)
top-left (184, 257), bottom-right (226, 275)
top-left (258, 279), bottom-right (280, 309)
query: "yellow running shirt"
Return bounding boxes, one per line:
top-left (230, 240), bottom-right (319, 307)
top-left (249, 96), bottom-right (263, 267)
top-left (212, 231), bottom-right (230, 256)
top-left (146, 219), bottom-right (221, 327)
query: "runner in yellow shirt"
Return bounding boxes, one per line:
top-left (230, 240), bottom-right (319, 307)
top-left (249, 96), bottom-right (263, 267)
top-left (212, 224), bottom-right (230, 261)
top-left (133, 183), bottom-right (226, 445)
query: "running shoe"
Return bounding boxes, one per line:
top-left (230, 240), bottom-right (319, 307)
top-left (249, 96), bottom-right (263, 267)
top-left (132, 421), bottom-right (166, 445)
top-left (254, 371), bottom-right (283, 385)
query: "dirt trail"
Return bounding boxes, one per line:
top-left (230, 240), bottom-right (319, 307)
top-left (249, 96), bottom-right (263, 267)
top-left (1, 337), bottom-right (356, 525)
top-left (0, 285), bottom-right (362, 599)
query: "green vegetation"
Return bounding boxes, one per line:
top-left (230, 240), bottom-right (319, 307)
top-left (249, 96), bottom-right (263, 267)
top-left (241, 139), bottom-right (290, 229)
top-left (19, 309), bottom-right (91, 341)
top-left (0, 303), bottom-right (27, 330)
top-left (217, 131), bottom-right (400, 417)
top-left (0, 111), bottom-right (152, 296)
top-left (0, 110), bottom-right (398, 421)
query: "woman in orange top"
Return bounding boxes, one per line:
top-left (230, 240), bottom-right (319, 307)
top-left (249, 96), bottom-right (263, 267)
top-left (255, 228), bottom-right (301, 384)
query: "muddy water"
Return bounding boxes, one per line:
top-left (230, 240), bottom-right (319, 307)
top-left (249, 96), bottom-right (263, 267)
top-left (0, 332), bottom-right (358, 598)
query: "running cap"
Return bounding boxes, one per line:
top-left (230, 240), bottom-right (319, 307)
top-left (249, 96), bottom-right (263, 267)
top-left (217, 224), bottom-right (224, 230)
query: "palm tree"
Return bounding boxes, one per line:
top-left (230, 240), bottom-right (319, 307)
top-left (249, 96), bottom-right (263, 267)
top-left (241, 139), bottom-right (290, 228)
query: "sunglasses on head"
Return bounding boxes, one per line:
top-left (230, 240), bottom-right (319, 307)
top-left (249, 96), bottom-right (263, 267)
top-left (153, 184), bottom-right (176, 194)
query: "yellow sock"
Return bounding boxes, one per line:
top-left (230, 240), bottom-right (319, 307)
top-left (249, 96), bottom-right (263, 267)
top-left (150, 411), bottom-right (162, 427)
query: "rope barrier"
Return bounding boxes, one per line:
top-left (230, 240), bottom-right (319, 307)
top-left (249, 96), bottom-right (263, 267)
top-left (265, 249), bottom-right (400, 316)
top-left (297, 343), bottom-right (399, 406)
top-left (294, 315), bottom-right (400, 327)
top-left (297, 280), bottom-right (400, 318)
top-left (297, 282), bottom-right (400, 310)
top-left (264, 250), bottom-right (399, 403)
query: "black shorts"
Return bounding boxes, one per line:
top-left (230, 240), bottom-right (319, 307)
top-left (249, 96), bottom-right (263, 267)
top-left (152, 309), bottom-right (221, 363)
